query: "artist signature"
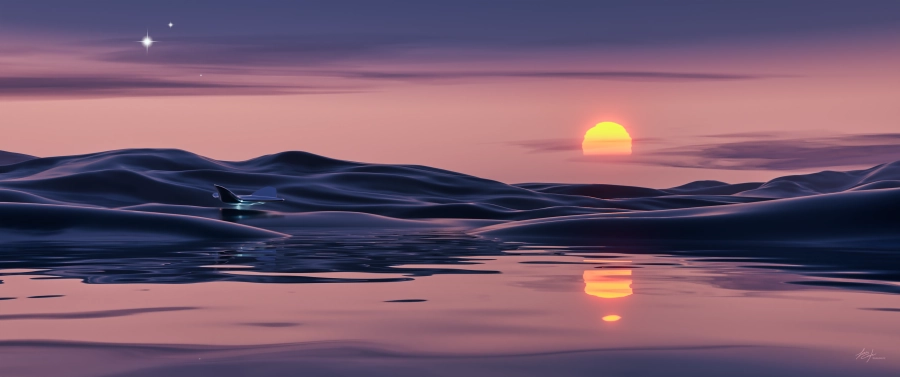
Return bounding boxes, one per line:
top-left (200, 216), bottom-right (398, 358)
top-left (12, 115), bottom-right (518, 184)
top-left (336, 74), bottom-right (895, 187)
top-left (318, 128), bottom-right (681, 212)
top-left (855, 348), bottom-right (886, 363)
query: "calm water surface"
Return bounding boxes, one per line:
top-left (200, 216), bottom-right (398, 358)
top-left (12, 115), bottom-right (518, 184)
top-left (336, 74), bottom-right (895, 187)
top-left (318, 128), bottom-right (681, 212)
top-left (0, 232), bottom-right (898, 376)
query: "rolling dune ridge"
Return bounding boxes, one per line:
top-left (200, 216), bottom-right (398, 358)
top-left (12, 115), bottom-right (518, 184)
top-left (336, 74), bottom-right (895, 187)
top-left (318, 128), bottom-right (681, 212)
top-left (0, 148), bottom-right (898, 244)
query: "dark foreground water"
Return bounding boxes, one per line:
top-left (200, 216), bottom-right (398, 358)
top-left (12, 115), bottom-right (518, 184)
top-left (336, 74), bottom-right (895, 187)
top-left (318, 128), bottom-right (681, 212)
top-left (0, 232), bottom-right (898, 377)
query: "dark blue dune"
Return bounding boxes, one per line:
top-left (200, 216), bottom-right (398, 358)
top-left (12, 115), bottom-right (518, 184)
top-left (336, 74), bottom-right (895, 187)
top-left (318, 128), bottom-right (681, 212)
top-left (664, 181), bottom-right (764, 195)
top-left (516, 183), bottom-right (670, 199)
top-left (475, 188), bottom-right (900, 247)
top-left (0, 148), bottom-right (708, 221)
top-left (517, 181), bottom-right (766, 198)
top-left (735, 161), bottom-right (900, 198)
top-left (0, 150), bottom-right (36, 166)
top-left (0, 203), bottom-right (286, 241)
top-left (1, 148), bottom-right (900, 244)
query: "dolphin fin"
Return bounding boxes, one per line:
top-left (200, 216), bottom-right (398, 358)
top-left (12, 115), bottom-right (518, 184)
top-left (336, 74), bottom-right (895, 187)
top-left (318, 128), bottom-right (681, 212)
top-left (214, 185), bottom-right (243, 204)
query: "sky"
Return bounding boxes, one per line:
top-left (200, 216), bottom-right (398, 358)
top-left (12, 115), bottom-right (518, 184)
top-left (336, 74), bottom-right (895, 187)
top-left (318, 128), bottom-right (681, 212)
top-left (2, 0), bottom-right (900, 186)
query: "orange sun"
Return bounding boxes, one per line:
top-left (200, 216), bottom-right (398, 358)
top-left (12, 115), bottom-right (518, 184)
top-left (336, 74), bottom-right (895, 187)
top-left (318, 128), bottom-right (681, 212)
top-left (582, 122), bottom-right (632, 155)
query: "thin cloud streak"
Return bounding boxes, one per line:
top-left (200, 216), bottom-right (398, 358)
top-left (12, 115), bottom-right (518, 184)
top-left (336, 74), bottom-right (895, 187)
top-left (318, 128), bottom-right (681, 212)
top-left (639, 134), bottom-right (900, 170)
top-left (515, 133), bottom-right (900, 170)
top-left (512, 137), bottom-right (664, 154)
top-left (97, 34), bottom-right (430, 67)
top-left (335, 70), bottom-right (773, 82)
top-left (0, 76), bottom-right (358, 99)
top-left (94, 35), bottom-right (782, 82)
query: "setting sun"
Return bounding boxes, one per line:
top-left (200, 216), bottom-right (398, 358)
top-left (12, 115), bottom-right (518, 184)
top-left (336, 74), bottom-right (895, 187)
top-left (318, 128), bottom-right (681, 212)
top-left (582, 122), bottom-right (632, 155)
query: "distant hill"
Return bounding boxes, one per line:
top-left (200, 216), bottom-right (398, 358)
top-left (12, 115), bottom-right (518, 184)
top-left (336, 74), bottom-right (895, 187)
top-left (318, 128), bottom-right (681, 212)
top-left (0, 148), bottom-right (899, 244)
top-left (0, 150), bottom-right (36, 165)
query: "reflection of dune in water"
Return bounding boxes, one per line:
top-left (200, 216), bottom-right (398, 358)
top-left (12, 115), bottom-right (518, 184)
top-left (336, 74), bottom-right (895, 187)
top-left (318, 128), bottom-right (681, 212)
top-left (0, 232), bottom-right (511, 285)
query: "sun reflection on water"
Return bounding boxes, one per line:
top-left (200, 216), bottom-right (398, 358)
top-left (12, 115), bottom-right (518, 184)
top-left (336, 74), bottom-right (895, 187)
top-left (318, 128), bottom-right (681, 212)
top-left (583, 269), bottom-right (633, 299)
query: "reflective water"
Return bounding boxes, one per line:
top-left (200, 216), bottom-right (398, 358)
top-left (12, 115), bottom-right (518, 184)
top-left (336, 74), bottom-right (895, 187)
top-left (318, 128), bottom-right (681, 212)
top-left (0, 232), bottom-right (898, 376)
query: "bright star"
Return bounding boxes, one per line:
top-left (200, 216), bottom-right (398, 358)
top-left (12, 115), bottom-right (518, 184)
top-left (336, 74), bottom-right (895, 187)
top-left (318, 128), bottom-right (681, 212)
top-left (138, 31), bottom-right (154, 53)
top-left (168, 22), bottom-right (173, 28)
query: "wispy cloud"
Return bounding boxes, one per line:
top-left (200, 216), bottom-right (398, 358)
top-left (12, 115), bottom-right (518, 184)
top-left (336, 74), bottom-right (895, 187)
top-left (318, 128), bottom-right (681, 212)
top-left (513, 133), bottom-right (900, 170)
top-left (333, 70), bottom-right (771, 82)
top-left (638, 133), bottom-right (900, 170)
top-left (94, 35), bottom-right (781, 82)
top-left (97, 35), bottom-right (428, 67)
top-left (511, 138), bottom-right (582, 153)
top-left (0, 76), bottom-right (356, 99)
top-left (512, 137), bottom-right (664, 153)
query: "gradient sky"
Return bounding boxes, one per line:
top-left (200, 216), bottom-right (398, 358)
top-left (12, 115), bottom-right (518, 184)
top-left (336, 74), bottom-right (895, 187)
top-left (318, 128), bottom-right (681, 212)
top-left (2, 0), bottom-right (900, 186)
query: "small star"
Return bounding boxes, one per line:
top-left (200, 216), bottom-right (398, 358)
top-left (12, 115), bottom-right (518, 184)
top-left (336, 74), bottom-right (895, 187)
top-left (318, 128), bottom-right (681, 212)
top-left (138, 31), bottom-right (155, 53)
top-left (168, 22), bottom-right (173, 28)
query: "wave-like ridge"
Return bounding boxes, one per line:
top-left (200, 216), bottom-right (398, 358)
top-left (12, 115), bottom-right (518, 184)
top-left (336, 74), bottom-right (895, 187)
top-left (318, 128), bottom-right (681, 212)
top-left (0, 148), bottom-right (898, 244)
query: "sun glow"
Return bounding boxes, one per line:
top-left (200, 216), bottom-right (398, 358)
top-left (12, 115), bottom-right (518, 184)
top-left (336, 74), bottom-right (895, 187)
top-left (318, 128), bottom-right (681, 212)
top-left (582, 122), bottom-right (632, 155)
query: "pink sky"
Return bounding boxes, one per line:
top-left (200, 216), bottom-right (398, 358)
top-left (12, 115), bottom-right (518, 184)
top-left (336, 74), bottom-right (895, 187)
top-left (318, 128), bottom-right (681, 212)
top-left (2, 32), bottom-right (899, 186)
